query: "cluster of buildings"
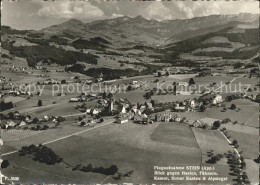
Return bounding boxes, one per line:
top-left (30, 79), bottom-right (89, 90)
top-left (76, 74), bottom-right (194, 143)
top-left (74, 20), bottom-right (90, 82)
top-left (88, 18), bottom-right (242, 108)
top-left (6, 64), bottom-right (32, 74)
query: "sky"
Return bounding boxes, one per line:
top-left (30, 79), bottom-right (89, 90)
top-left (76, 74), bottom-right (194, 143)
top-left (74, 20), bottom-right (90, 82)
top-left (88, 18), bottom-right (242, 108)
top-left (2, 0), bottom-right (259, 30)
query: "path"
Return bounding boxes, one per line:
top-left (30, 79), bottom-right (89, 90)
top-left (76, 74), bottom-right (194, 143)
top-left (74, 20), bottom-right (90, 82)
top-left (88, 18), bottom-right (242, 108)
top-left (213, 74), bottom-right (245, 92)
top-left (2, 118), bottom-right (115, 157)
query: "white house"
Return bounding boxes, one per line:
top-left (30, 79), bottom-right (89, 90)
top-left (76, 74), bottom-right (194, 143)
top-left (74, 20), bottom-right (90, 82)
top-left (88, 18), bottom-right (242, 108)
top-left (117, 105), bottom-right (127, 114)
top-left (212, 94), bottom-right (223, 105)
top-left (173, 114), bottom-right (181, 122)
top-left (86, 109), bottom-right (91, 114)
top-left (90, 109), bottom-right (99, 115)
top-left (69, 98), bottom-right (79, 102)
top-left (178, 82), bottom-right (189, 87)
top-left (132, 81), bottom-right (138, 85)
top-left (19, 121), bottom-right (27, 127)
top-left (117, 117), bottom-right (129, 124)
top-left (193, 120), bottom-right (202, 128)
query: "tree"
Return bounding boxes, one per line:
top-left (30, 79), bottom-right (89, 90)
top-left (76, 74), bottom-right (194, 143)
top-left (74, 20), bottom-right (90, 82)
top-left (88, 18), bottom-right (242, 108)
top-left (189, 78), bottom-right (195, 86)
top-left (108, 165), bottom-right (118, 175)
top-left (150, 100), bottom-right (155, 107)
top-left (213, 120), bottom-right (221, 129)
top-left (38, 100), bottom-right (43, 107)
top-left (127, 85), bottom-right (132, 91)
top-left (42, 125), bottom-right (49, 130)
top-left (173, 85), bottom-right (177, 95)
top-left (57, 116), bottom-right (65, 123)
top-left (232, 139), bottom-right (238, 146)
top-left (1, 160), bottom-right (9, 168)
top-left (230, 104), bottom-right (236, 110)
top-left (199, 105), bottom-right (206, 112)
top-left (102, 92), bottom-right (107, 99)
top-left (61, 79), bottom-right (66, 84)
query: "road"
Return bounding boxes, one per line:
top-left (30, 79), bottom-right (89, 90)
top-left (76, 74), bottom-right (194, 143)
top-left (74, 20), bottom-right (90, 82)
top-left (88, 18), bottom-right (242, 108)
top-left (213, 74), bottom-right (245, 92)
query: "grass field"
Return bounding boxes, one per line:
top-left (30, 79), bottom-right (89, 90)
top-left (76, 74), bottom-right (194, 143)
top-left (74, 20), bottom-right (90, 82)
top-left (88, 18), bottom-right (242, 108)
top-left (227, 130), bottom-right (258, 160)
top-left (2, 122), bottom-right (203, 184)
top-left (192, 128), bottom-right (233, 157)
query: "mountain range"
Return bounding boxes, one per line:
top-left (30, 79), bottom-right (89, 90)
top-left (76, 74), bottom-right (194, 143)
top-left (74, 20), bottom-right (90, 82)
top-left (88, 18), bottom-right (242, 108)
top-left (40, 13), bottom-right (259, 46)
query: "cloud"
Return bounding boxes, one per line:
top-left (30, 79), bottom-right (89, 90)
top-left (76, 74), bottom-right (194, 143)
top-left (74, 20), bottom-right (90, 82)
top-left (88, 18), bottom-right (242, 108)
top-left (37, 1), bottom-right (104, 19)
top-left (112, 13), bottom-right (124, 18)
top-left (143, 1), bottom-right (172, 20)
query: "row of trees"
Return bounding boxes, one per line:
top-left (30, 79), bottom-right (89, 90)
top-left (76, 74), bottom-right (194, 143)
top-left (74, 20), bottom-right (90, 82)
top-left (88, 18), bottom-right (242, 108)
top-left (72, 163), bottom-right (118, 175)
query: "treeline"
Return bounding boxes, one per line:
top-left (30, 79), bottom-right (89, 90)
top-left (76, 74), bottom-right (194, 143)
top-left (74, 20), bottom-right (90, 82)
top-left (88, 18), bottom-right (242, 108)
top-left (85, 67), bottom-right (140, 80)
top-left (73, 163), bottom-right (118, 175)
top-left (1, 26), bottom-right (28, 35)
top-left (72, 38), bottom-right (108, 51)
top-left (7, 44), bottom-right (99, 67)
top-left (67, 62), bottom-right (163, 80)
top-left (18, 144), bottom-right (63, 165)
top-left (194, 46), bottom-right (258, 59)
top-left (166, 27), bottom-right (258, 54)
top-left (90, 37), bottom-right (110, 44)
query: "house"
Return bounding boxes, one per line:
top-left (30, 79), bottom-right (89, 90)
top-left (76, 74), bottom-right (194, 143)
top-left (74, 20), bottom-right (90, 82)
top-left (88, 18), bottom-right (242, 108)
top-left (43, 116), bottom-right (49, 121)
top-left (174, 103), bottom-right (186, 112)
top-left (57, 93), bottom-right (66, 96)
top-left (90, 109), bottom-right (99, 115)
top-left (86, 109), bottom-right (91, 114)
top-left (163, 113), bottom-right (172, 122)
top-left (178, 82), bottom-right (189, 87)
top-left (193, 118), bottom-right (218, 129)
top-left (155, 114), bottom-right (162, 122)
top-left (173, 114), bottom-right (181, 122)
top-left (193, 120), bottom-right (202, 128)
top-left (117, 105), bottom-right (127, 114)
top-left (145, 102), bottom-right (154, 110)
top-left (212, 94), bottom-right (223, 105)
top-left (189, 99), bottom-right (196, 109)
top-left (25, 115), bottom-right (31, 123)
top-left (117, 117), bottom-right (129, 124)
top-left (90, 93), bottom-right (97, 97)
top-left (132, 81), bottom-right (139, 85)
top-left (142, 117), bottom-right (150, 124)
top-left (6, 121), bottom-right (16, 127)
top-left (69, 98), bottom-right (79, 102)
top-left (85, 80), bottom-right (93, 85)
top-left (19, 121), bottom-right (27, 127)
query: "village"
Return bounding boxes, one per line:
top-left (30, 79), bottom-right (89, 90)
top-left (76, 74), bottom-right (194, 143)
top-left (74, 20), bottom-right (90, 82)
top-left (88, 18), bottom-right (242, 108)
top-left (1, 3), bottom-right (259, 183)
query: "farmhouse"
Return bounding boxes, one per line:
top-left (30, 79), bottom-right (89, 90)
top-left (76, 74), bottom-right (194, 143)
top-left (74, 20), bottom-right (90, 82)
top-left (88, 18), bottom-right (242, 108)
top-left (174, 103), bottom-right (187, 112)
top-left (178, 82), bottom-right (189, 87)
top-left (69, 98), bottom-right (79, 102)
top-left (155, 114), bottom-right (162, 122)
top-left (85, 80), bottom-right (93, 85)
top-left (173, 114), bottom-right (181, 122)
top-left (19, 121), bottom-right (27, 127)
top-left (212, 94), bottom-right (223, 105)
top-left (117, 105), bottom-right (127, 114)
top-left (57, 93), bottom-right (66, 96)
top-left (163, 113), bottom-right (172, 122)
top-left (90, 109), bottom-right (99, 115)
top-left (193, 118), bottom-right (219, 129)
top-left (117, 117), bottom-right (129, 124)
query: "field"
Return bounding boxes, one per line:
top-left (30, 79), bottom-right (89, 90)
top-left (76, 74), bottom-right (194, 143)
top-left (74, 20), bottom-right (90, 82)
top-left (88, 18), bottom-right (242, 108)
top-left (192, 128), bottom-right (239, 183)
top-left (2, 122), bottom-right (203, 184)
